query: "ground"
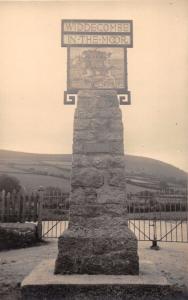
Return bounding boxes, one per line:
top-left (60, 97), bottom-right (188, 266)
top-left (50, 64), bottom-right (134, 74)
top-left (0, 239), bottom-right (187, 300)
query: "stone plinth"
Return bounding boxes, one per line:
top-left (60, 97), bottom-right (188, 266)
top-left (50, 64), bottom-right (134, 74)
top-left (21, 259), bottom-right (172, 300)
top-left (55, 90), bottom-right (139, 275)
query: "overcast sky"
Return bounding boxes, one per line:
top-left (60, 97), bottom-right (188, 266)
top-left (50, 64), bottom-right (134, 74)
top-left (0, 0), bottom-right (188, 171)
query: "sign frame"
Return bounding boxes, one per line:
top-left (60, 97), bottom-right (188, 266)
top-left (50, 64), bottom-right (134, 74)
top-left (67, 47), bottom-right (128, 93)
top-left (62, 19), bottom-right (133, 105)
top-left (61, 19), bottom-right (133, 48)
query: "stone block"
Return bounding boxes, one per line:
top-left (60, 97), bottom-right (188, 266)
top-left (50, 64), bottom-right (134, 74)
top-left (108, 155), bottom-right (125, 168)
top-left (110, 141), bottom-right (124, 154)
top-left (72, 140), bottom-right (84, 154)
top-left (55, 228), bottom-right (139, 275)
top-left (70, 203), bottom-right (126, 218)
top-left (69, 215), bottom-right (128, 229)
top-left (71, 167), bottom-right (104, 188)
top-left (22, 259), bottom-right (172, 300)
top-left (73, 141), bottom-right (124, 154)
top-left (107, 168), bottom-right (126, 187)
top-left (97, 186), bottom-right (126, 204)
top-left (73, 130), bottom-right (95, 141)
top-left (71, 187), bottom-right (98, 205)
top-left (70, 185), bottom-right (126, 206)
top-left (73, 118), bottom-right (91, 130)
top-left (77, 90), bottom-right (119, 111)
top-left (89, 155), bottom-right (110, 168)
top-left (74, 107), bottom-right (122, 120)
top-left (72, 154), bottom-right (91, 168)
top-left (74, 129), bottom-right (123, 142)
top-left (0, 223), bottom-right (38, 250)
top-left (72, 154), bottom-right (125, 169)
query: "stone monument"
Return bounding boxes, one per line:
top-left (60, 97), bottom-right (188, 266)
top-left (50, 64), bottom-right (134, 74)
top-left (21, 19), bottom-right (171, 300)
top-left (55, 89), bottom-right (139, 274)
top-left (55, 20), bottom-right (139, 274)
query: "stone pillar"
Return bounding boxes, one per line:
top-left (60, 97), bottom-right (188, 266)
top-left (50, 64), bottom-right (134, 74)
top-left (55, 90), bottom-right (139, 275)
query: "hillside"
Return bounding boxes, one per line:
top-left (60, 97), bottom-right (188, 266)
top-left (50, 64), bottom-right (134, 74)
top-left (0, 149), bottom-right (71, 162)
top-left (0, 149), bottom-right (187, 193)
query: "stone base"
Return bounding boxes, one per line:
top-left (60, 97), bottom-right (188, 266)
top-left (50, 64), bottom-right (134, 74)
top-left (21, 259), bottom-right (172, 300)
top-left (55, 227), bottom-right (139, 275)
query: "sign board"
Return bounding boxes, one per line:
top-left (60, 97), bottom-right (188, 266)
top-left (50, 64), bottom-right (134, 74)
top-left (62, 19), bottom-right (133, 105)
top-left (62, 20), bottom-right (133, 47)
top-left (68, 47), bottom-right (127, 90)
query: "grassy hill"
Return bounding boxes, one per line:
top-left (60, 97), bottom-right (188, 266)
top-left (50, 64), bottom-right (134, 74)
top-left (0, 149), bottom-right (187, 193)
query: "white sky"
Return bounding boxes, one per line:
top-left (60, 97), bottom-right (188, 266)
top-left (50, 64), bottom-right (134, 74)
top-left (0, 0), bottom-right (188, 172)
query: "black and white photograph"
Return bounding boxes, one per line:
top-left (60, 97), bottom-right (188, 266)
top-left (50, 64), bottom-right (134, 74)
top-left (0, 1), bottom-right (188, 299)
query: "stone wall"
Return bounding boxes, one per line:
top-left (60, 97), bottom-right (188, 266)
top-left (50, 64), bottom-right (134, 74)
top-left (0, 223), bottom-right (38, 250)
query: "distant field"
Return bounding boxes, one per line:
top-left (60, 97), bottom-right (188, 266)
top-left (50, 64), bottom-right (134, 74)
top-left (0, 149), bottom-right (186, 194)
top-left (126, 183), bottom-right (156, 193)
top-left (5, 173), bottom-right (70, 193)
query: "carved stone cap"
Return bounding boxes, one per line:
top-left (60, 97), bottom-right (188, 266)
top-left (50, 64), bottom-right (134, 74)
top-left (77, 89), bottom-right (119, 110)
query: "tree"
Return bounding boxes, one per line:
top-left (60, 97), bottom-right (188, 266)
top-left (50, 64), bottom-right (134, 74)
top-left (0, 174), bottom-right (21, 192)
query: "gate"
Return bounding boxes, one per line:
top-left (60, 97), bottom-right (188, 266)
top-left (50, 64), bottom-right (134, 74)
top-left (127, 190), bottom-right (188, 248)
top-left (42, 220), bottom-right (69, 238)
top-left (40, 189), bottom-right (69, 238)
top-left (1, 188), bottom-right (187, 246)
top-left (41, 189), bottom-right (188, 247)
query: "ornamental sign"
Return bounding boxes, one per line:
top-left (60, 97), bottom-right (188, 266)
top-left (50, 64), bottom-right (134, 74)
top-left (62, 19), bottom-right (133, 105)
top-left (62, 20), bottom-right (133, 47)
top-left (68, 47), bottom-right (126, 90)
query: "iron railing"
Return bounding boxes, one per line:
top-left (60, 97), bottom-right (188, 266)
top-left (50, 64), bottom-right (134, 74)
top-left (1, 189), bottom-right (187, 247)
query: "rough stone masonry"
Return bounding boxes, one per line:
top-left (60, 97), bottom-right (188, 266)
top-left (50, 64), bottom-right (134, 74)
top-left (55, 90), bottom-right (139, 275)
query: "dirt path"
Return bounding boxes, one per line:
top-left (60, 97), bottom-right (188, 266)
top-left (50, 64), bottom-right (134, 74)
top-left (0, 240), bottom-right (188, 299)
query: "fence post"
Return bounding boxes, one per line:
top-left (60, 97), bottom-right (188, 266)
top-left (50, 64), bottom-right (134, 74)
top-left (17, 191), bottom-right (22, 222)
top-left (21, 188), bottom-right (26, 223)
top-left (150, 195), bottom-right (160, 250)
top-left (33, 192), bottom-right (38, 222)
top-left (28, 193), bottom-right (32, 221)
top-left (150, 222), bottom-right (159, 250)
top-left (1, 190), bottom-right (6, 222)
top-left (6, 192), bottom-right (11, 222)
top-left (37, 186), bottom-right (44, 240)
top-left (12, 189), bottom-right (17, 222)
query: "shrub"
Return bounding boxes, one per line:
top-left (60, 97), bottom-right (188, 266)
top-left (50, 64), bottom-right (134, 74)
top-left (0, 174), bottom-right (21, 193)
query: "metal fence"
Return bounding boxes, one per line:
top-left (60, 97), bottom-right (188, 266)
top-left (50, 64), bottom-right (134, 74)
top-left (1, 189), bottom-right (188, 247)
top-left (0, 190), bottom-right (40, 222)
top-left (127, 191), bottom-right (188, 247)
top-left (40, 190), bottom-right (188, 247)
top-left (0, 189), bottom-right (69, 222)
